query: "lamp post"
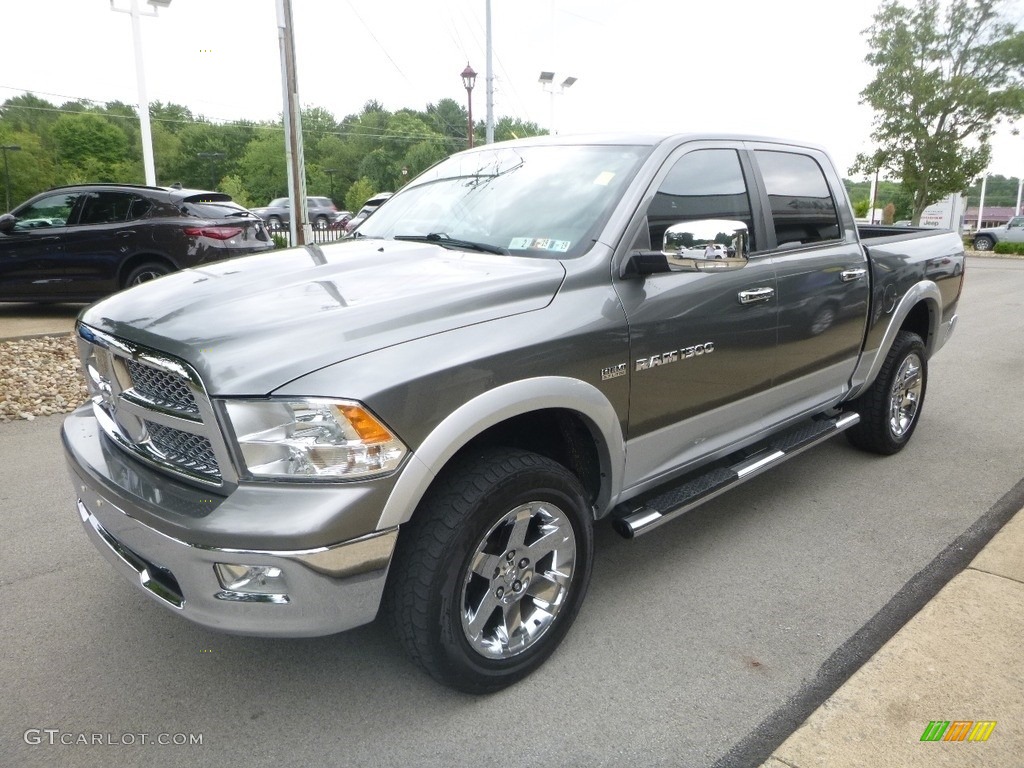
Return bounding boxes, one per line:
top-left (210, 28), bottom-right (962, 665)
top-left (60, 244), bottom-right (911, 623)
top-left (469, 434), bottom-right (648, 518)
top-left (324, 168), bottom-right (338, 202)
top-left (1, 144), bottom-right (21, 211)
top-left (461, 63), bottom-right (477, 149)
top-left (110, 0), bottom-right (172, 186)
top-left (197, 151), bottom-right (225, 190)
top-left (538, 71), bottom-right (577, 135)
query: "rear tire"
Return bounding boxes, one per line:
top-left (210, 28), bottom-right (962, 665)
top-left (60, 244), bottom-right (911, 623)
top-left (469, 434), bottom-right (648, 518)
top-left (124, 262), bottom-right (170, 288)
top-left (973, 235), bottom-right (994, 251)
top-left (845, 330), bottom-right (927, 455)
top-left (386, 447), bottom-right (593, 694)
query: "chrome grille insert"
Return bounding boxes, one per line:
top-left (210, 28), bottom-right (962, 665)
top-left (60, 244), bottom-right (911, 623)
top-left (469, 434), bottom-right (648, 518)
top-left (126, 359), bottom-right (200, 415)
top-left (145, 421), bottom-right (221, 480)
top-left (77, 324), bottom-right (235, 490)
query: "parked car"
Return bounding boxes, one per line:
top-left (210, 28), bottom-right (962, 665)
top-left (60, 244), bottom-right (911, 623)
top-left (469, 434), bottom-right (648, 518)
top-left (972, 215), bottom-right (1024, 250)
top-left (0, 183), bottom-right (274, 302)
top-left (344, 192), bottom-right (393, 232)
top-left (250, 196), bottom-right (337, 230)
top-left (331, 210), bottom-right (354, 230)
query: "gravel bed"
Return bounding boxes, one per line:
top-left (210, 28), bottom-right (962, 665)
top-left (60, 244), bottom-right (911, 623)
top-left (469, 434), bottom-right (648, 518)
top-left (0, 334), bottom-right (88, 422)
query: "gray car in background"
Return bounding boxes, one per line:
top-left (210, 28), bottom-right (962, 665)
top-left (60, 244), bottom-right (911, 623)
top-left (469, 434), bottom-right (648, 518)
top-left (250, 196), bottom-right (337, 229)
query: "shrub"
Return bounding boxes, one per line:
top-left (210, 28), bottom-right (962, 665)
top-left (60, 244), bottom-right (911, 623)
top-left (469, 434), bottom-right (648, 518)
top-left (993, 241), bottom-right (1024, 254)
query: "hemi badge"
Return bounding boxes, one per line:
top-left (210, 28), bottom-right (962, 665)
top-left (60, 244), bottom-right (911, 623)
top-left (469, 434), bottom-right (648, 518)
top-left (601, 363), bottom-right (627, 381)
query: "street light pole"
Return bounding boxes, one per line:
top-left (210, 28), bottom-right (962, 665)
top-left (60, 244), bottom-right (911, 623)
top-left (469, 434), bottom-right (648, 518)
top-left (1, 144), bottom-right (21, 211)
top-left (461, 63), bottom-right (477, 149)
top-left (538, 72), bottom-right (577, 135)
top-left (324, 168), bottom-right (338, 202)
top-left (110, 0), bottom-right (171, 186)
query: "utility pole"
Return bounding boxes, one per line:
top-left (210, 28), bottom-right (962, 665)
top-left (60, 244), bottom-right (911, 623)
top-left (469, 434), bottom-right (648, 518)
top-left (485, 0), bottom-right (494, 144)
top-left (277, 0), bottom-right (310, 246)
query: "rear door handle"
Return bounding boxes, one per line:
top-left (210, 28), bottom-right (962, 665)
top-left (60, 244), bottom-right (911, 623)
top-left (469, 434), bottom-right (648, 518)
top-left (738, 287), bottom-right (775, 304)
top-left (840, 268), bottom-right (867, 282)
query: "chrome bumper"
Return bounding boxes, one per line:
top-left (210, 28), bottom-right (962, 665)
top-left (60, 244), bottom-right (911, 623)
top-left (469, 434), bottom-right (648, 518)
top-left (64, 408), bottom-right (398, 638)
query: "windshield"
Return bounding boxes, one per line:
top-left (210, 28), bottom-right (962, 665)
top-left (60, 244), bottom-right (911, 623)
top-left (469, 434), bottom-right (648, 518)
top-left (356, 143), bottom-right (649, 258)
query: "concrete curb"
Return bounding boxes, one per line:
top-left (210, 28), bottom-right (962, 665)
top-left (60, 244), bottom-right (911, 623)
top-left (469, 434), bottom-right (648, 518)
top-left (757, 504), bottom-right (1024, 767)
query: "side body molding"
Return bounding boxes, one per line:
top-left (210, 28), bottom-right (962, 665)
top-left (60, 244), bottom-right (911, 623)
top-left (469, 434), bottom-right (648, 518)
top-left (376, 377), bottom-right (625, 530)
top-left (847, 280), bottom-right (942, 399)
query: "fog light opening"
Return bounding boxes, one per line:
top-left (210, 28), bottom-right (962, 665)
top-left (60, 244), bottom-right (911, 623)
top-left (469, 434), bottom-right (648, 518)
top-left (214, 563), bottom-right (290, 603)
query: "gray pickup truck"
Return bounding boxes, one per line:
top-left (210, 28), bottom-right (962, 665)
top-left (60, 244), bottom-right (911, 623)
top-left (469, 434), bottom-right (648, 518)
top-left (63, 133), bottom-right (966, 693)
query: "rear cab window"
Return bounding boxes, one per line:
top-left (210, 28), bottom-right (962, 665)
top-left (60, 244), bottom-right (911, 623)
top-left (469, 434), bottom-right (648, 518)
top-left (754, 150), bottom-right (842, 248)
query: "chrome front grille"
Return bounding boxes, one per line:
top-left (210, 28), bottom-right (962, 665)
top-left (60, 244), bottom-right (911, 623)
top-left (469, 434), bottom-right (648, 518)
top-left (126, 359), bottom-right (200, 415)
top-left (77, 325), bottom-right (234, 489)
top-left (145, 421), bottom-right (221, 480)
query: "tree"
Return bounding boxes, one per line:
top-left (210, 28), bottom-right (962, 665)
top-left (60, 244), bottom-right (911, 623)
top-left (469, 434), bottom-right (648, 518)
top-left (50, 112), bottom-right (131, 181)
top-left (0, 128), bottom-right (55, 208)
top-left (853, 0), bottom-right (1024, 223)
top-left (238, 131), bottom-right (289, 205)
top-left (345, 177), bottom-right (376, 214)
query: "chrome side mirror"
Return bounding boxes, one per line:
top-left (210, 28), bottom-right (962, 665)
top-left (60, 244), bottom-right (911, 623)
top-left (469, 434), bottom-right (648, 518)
top-left (663, 218), bottom-right (748, 263)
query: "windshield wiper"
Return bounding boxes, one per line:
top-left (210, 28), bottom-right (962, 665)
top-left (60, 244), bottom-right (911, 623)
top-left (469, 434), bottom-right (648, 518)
top-left (394, 232), bottom-right (509, 255)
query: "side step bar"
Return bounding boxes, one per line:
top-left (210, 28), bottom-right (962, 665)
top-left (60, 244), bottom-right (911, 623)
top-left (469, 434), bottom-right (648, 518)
top-left (612, 412), bottom-right (860, 539)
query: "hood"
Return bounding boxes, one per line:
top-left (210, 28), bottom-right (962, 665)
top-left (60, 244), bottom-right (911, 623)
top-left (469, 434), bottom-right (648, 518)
top-left (79, 239), bottom-right (566, 394)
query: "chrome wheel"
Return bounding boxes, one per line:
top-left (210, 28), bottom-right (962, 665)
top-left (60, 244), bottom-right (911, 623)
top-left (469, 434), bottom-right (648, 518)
top-left (129, 268), bottom-right (163, 285)
top-left (460, 500), bottom-right (577, 660)
top-left (888, 352), bottom-right (923, 438)
top-left (846, 330), bottom-right (927, 455)
top-left (124, 262), bottom-right (170, 288)
top-left (973, 236), bottom-right (993, 251)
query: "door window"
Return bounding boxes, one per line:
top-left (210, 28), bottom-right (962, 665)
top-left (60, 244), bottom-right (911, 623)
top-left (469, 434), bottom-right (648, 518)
top-left (78, 192), bottom-right (134, 225)
top-left (14, 192), bottom-right (80, 230)
top-left (645, 148), bottom-right (755, 257)
top-left (755, 151), bottom-right (841, 247)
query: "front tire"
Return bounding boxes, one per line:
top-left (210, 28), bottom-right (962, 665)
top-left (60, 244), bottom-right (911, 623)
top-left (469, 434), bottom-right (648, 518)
top-left (845, 330), bottom-right (927, 455)
top-left (386, 448), bottom-right (593, 694)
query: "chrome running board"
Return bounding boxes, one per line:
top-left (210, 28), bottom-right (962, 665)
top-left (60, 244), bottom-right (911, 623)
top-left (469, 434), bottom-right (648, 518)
top-left (613, 412), bottom-right (860, 539)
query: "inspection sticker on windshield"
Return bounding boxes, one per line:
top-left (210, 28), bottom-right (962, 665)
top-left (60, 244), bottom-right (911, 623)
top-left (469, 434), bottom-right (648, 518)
top-left (509, 238), bottom-right (571, 252)
top-left (593, 171), bottom-right (616, 186)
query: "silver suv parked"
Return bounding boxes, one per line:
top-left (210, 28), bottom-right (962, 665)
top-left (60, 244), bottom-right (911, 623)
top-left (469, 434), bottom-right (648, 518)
top-left (250, 196), bottom-right (338, 229)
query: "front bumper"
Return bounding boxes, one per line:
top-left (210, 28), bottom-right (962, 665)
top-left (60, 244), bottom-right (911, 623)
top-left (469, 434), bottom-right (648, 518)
top-left (63, 407), bottom-right (398, 637)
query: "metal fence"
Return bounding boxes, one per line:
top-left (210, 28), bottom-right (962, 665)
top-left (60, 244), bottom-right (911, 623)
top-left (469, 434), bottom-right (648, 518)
top-left (265, 223), bottom-right (350, 248)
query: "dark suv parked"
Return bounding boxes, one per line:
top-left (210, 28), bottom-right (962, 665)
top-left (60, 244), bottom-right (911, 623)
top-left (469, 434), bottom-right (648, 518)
top-left (0, 183), bottom-right (274, 302)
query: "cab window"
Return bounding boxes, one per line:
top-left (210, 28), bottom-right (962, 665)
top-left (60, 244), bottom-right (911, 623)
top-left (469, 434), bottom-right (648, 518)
top-left (755, 150), bottom-right (841, 247)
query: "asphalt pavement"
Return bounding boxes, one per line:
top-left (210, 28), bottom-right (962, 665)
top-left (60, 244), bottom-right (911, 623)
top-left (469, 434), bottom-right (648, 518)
top-left (1, 256), bottom-right (1022, 767)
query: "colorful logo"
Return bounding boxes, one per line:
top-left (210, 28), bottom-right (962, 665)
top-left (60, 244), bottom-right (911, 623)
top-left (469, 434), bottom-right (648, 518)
top-left (920, 721), bottom-right (996, 742)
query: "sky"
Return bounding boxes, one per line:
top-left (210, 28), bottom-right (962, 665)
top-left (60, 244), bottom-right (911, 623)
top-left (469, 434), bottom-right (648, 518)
top-left (4, 0), bottom-right (1024, 180)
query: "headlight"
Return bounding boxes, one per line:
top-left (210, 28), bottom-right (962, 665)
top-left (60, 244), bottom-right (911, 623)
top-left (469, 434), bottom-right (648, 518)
top-left (224, 398), bottom-right (407, 480)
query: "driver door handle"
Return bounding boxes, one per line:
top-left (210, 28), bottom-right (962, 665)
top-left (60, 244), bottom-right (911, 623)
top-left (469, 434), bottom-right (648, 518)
top-left (738, 287), bottom-right (775, 304)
